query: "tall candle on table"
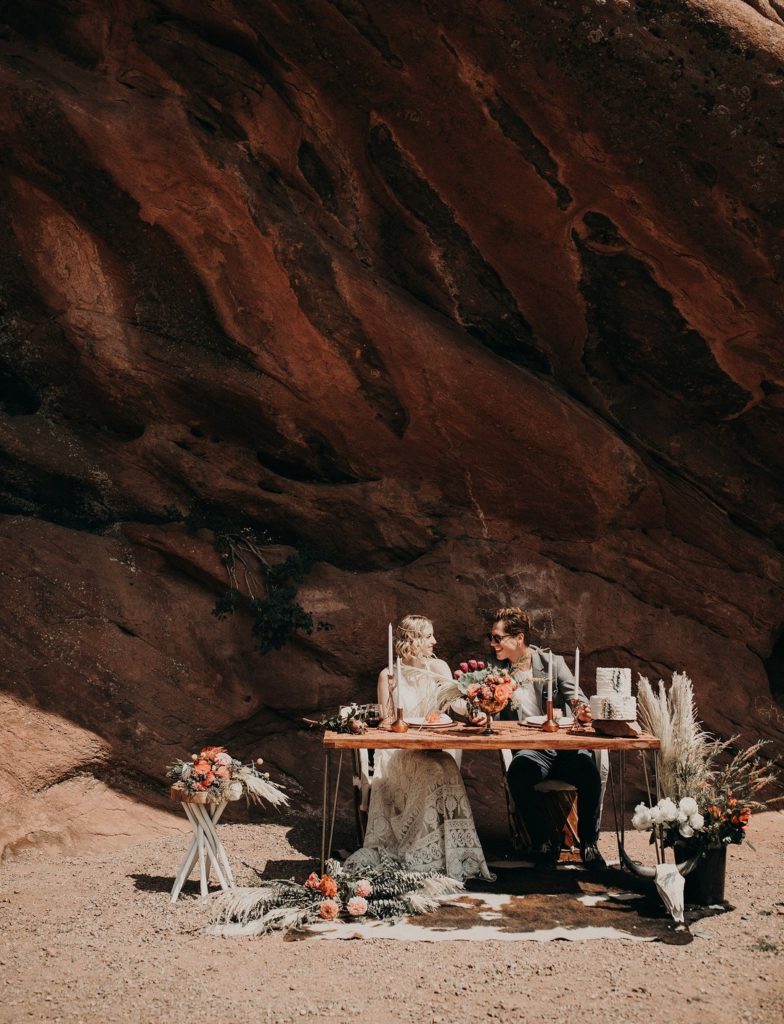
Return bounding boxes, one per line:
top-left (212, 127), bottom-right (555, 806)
top-left (388, 622), bottom-right (394, 678)
top-left (574, 646), bottom-right (580, 692)
top-left (396, 655), bottom-right (403, 704)
top-left (547, 652), bottom-right (553, 703)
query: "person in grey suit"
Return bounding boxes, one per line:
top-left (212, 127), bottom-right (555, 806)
top-left (489, 606), bottom-right (606, 871)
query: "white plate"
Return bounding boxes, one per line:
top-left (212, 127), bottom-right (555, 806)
top-left (405, 714), bottom-right (453, 729)
top-left (524, 715), bottom-right (574, 728)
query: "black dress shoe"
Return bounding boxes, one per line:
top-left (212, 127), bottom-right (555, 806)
top-left (534, 841), bottom-right (560, 871)
top-left (580, 843), bottom-right (607, 871)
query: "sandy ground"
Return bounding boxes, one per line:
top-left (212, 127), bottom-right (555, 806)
top-left (1, 810), bottom-right (783, 1024)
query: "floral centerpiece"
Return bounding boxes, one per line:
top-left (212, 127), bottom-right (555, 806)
top-left (436, 659), bottom-right (521, 734)
top-left (208, 857), bottom-right (463, 936)
top-left (167, 745), bottom-right (288, 807)
top-left (319, 703), bottom-right (369, 734)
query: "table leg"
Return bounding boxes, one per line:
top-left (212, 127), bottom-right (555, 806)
top-left (197, 819), bottom-right (208, 897)
top-left (170, 808), bottom-right (201, 903)
top-left (193, 804), bottom-right (229, 891)
top-left (320, 750), bottom-right (330, 874)
top-left (326, 751), bottom-right (344, 867)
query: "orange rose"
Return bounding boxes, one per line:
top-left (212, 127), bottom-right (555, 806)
top-left (200, 746), bottom-right (225, 760)
top-left (215, 766), bottom-right (230, 779)
top-left (194, 760), bottom-right (212, 775)
top-left (319, 875), bottom-right (338, 898)
top-left (466, 684), bottom-right (481, 699)
top-left (493, 683), bottom-right (513, 704)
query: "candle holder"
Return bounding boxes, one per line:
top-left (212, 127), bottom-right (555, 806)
top-left (539, 698), bottom-right (560, 733)
top-left (389, 707), bottom-right (409, 733)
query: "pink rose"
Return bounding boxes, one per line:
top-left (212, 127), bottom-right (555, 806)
top-left (355, 880), bottom-right (372, 898)
top-left (346, 896), bottom-right (368, 917)
top-left (477, 660), bottom-right (485, 669)
top-left (304, 872), bottom-right (321, 890)
top-left (319, 899), bottom-right (340, 920)
top-left (454, 669), bottom-right (463, 679)
top-left (468, 659), bottom-right (478, 670)
top-left (459, 662), bottom-right (469, 673)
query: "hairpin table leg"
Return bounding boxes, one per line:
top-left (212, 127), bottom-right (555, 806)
top-left (320, 751), bottom-right (330, 874)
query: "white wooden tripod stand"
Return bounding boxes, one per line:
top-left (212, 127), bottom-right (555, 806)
top-left (170, 788), bottom-right (237, 902)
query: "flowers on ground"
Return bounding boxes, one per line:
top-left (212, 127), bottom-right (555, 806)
top-left (209, 859), bottom-right (464, 936)
top-left (319, 899), bottom-right (339, 921)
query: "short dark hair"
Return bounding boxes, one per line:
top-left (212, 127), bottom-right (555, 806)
top-left (492, 606), bottom-right (532, 645)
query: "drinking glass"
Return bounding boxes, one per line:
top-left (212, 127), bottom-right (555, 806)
top-left (364, 703), bottom-right (382, 728)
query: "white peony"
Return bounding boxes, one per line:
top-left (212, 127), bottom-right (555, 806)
top-left (677, 810), bottom-right (688, 824)
top-left (658, 798), bottom-right (679, 822)
top-left (632, 809), bottom-right (652, 831)
top-left (679, 796), bottom-right (699, 816)
top-left (689, 813), bottom-right (704, 831)
top-left (678, 823), bottom-right (695, 839)
top-left (649, 806), bottom-right (663, 825)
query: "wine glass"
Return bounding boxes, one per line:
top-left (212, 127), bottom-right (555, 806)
top-left (569, 698), bottom-right (587, 733)
top-left (364, 703), bottom-right (382, 729)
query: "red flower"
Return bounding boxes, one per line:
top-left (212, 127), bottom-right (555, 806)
top-left (468, 660), bottom-right (478, 671)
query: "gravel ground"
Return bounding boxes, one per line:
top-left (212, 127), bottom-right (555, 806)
top-left (1, 811), bottom-right (782, 1024)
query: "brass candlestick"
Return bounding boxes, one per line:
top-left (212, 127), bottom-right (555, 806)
top-left (389, 707), bottom-right (409, 733)
top-left (540, 698), bottom-right (559, 732)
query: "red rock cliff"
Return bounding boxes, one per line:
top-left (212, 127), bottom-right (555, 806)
top-left (1, 0), bottom-right (782, 855)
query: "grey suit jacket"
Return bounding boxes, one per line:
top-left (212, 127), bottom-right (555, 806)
top-left (497, 645), bottom-right (587, 718)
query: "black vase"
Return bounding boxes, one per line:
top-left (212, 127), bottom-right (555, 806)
top-left (680, 844), bottom-right (727, 905)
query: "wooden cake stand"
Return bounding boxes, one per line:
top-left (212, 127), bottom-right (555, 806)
top-left (169, 787), bottom-right (237, 902)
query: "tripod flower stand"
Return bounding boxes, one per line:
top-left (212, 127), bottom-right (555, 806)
top-left (169, 787), bottom-right (237, 902)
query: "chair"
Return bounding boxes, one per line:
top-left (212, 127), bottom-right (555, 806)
top-left (500, 748), bottom-right (609, 855)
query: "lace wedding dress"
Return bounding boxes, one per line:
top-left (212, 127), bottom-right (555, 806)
top-left (344, 662), bottom-right (494, 882)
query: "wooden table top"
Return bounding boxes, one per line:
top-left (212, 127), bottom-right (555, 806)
top-left (322, 721), bottom-right (660, 751)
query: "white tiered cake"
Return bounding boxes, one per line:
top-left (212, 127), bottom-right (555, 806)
top-left (590, 667), bottom-right (637, 721)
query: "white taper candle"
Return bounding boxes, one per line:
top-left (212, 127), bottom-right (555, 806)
top-left (547, 651), bottom-right (553, 703)
top-left (575, 646), bottom-right (580, 692)
top-left (388, 622), bottom-right (394, 677)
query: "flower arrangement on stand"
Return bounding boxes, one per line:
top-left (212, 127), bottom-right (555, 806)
top-left (207, 857), bottom-right (463, 936)
top-left (167, 746), bottom-right (288, 807)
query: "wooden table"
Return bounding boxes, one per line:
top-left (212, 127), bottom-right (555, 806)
top-left (321, 721), bottom-right (661, 873)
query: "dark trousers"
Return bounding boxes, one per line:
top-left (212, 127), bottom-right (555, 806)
top-left (506, 749), bottom-right (601, 849)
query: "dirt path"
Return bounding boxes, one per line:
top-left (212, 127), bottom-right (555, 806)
top-left (2, 811), bottom-right (782, 1024)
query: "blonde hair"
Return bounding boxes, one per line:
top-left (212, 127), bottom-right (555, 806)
top-left (394, 615), bottom-right (435, 660)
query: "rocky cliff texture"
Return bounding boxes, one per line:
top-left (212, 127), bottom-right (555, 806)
top-left (1, 0), bottom-right (782, 857)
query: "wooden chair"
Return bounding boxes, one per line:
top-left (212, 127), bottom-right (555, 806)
top-left (500, 748), bottom-right (608, 854)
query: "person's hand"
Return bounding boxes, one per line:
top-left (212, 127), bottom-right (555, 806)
top-left (576, 702), bottom-right (592, 724)
top-left (468, 708), bottom-right (488, 727)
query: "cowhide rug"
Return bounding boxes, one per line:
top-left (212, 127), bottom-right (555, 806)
top-left (285, 862), bottom-right (730, 944)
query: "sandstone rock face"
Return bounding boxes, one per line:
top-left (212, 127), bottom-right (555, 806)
top-left (0, 0), bottom-right (782, 856)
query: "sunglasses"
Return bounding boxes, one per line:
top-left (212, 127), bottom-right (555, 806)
top-left (487, 632), bottom-right (522, 644)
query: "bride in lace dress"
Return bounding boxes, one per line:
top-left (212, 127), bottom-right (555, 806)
top-left (344, 615), bottom-right (493, 882)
